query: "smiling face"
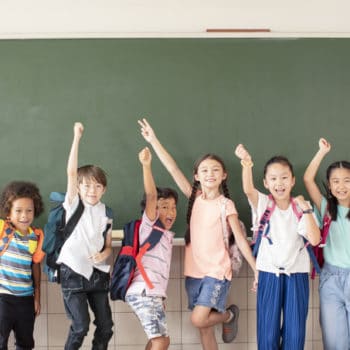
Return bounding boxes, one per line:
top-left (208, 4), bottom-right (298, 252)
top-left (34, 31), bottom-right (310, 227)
top-left (328, 167), bottom-right (350, 207)
top-left (157, 197), bottom-right (177, 230)
top-left (194, 158), bottom-right (227, 192)
top-left (9, 197), bottom-right (35, 234)
top-left (263, 162), bottom-right (295, 203)
top-left (78, 177), bottom-right (106, 206)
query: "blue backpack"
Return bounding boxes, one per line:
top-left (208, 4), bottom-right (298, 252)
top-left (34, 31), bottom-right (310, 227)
top-left (110, 218), bottom-right (165, 301)
top-left (42, 192), bottom-right (84, 282)
top-left (43, 192), bottom-right (113, 283)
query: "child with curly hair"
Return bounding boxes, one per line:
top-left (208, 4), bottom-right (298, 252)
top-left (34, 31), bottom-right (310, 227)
top-left (0, 181), bottom-right (45, 350)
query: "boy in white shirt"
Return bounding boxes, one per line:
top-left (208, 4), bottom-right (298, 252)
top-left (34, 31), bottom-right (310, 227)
top-left (57, 122), bottom-right (113, 350)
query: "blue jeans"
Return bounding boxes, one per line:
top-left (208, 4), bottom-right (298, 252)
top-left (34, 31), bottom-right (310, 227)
top-left (185, 276), bottom-right (231, 313)
top-left (319, 263), bottom-right (350, 350)
top-left (60, 264), bottom-right (113, 350)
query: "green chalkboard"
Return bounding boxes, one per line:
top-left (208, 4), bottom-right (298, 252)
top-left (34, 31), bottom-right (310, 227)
top-left (0, 38), bottom-right (349, 236)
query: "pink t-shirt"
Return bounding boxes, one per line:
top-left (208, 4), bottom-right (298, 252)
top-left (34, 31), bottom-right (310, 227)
top-left (184, 194), bottom-right (237, 280)
top-left (126, 211), bottom-right (174, 298)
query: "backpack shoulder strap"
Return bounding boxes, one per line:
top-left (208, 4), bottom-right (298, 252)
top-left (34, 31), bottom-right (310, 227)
top-left (290, 197), bottom-right (303, 221)
top-left (136, 218), bottom-right (165, 290)
top-left (32, 227), bottom-right (45, 263)
top-left (252, 195), bottom-right (276, 256)
top-left (320, 205), bottom-right (332, 247)
top-left (140, 218), bottom-right (165, 250)
top-left (0, 220), bottom-right (15, 257)
top-left (102, 205), bottom-right (113, 242)
top-left (62, 197), bottom-right (85, 239)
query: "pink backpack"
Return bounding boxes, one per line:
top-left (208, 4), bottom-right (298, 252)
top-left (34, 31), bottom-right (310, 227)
top-left (220, 198), bottom-right (247, 275)
top-left (251, 194), bottom-right (321, 278)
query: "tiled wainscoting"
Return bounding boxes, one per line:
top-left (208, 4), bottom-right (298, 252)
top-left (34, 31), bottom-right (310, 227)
top-left (8, 246), bottom-right (323, 349)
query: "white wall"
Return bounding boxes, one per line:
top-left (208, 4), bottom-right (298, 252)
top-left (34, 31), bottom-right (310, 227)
top-left (1, 0), bottom-right (350, 38)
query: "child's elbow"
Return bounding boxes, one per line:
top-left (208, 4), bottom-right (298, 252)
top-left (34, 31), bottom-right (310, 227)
top-left (308, 231), bottom-right (321, 246)
top-left (303, 174), bottom-right (313, 185)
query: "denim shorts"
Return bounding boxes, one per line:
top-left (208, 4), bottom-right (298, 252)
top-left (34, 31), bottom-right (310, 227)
top-left (125, 293), bottom-right (168, 339)
top-left (185, 276), bottom-right (231, 313)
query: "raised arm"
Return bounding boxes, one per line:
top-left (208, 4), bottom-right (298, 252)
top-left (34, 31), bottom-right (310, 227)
top-left (303, 138), bottom-right (331, 212)
top-left (66, 122), bottom-right (84, 204)
top-left (138, 118), bottom-right (192, 198)
top-left (294, 195), bottom-right (321, 246)
top-left (234, 144), bottom-right (258, 208)
top-left (139, 147), bottom-right (158, 221)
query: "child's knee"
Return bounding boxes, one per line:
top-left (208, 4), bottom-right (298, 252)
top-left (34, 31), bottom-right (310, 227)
top-left (190, 312), bottom-right (204, 328)
top-left (150, 336), bottom-right (170, 350)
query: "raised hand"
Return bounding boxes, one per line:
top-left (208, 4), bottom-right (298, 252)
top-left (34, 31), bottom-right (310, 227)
top-left (138, 118), bottom-right (156, 143)
top-left (294, 195), bottom-right (312, 211)
top-left (138, 147), bottom-right (152, 166)
top-left (74, 122), bottom-right (84, 139)
top-left (318, 138), bottom-right (331, 154)
top-left (235, 144), bottom-right (252, 161)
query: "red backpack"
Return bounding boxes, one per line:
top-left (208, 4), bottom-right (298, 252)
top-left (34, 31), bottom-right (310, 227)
top-left (311, 207), bottom-right (332, 279)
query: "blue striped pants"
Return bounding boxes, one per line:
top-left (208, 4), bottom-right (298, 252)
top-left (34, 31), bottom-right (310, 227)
top-left (257, 271), bottom-right (309, 350)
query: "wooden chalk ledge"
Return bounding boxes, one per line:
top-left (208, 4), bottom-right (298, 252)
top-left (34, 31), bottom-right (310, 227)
top-left (206, 28), bottom-right (271, 33)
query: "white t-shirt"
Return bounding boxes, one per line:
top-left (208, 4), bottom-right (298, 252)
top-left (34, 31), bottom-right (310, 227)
top-left (251, 192), bottom-right (312, 275)
top-left (57, 194), bottom-right (112, 279)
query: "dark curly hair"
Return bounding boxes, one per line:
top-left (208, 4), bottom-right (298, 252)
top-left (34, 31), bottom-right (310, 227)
top-left (0, 181), bottom-right (44, 218)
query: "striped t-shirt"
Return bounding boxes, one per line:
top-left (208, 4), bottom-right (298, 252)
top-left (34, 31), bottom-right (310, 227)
top-left (0, 219), bottom-right (44, 296)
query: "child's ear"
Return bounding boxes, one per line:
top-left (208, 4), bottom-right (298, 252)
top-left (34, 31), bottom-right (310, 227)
top-left (291, 176), bottom-right (296, 188)
top-left (263, 178), bottom-right (269, 189)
